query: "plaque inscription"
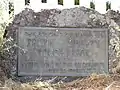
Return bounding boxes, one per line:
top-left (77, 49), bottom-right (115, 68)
top-left (17, 27), bottom-right (108, 76)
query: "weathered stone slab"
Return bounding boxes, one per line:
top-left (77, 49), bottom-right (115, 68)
top-left (17, 27), bottom-right (108, 76)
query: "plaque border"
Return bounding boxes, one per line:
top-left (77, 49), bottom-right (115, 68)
top-left (17, 27), bottom-right (109, 76)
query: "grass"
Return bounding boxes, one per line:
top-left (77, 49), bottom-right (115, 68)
top-left (1, 74), bottom-right (120, 90)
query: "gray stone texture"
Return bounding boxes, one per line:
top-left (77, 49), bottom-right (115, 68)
top-left (2, 7), bottom-right (120, 81)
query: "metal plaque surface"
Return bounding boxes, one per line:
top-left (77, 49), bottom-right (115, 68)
top-left (17, 27), bottom-right (108, 76)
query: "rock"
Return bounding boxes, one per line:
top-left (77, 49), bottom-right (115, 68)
top-left (48, 7), bottom-right (108, 27)
top-left (3, 6), bottom-right (120, 81)
top-left (105, 10), bottom-right (120, 74)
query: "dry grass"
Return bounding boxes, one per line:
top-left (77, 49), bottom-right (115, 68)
top-left (1, 74), bottom-right (120, 90)
top-left (2, 78), bottom-right (57, 90)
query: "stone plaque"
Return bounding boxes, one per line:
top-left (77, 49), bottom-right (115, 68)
top-left (17, 27), bottom-right (108, 76)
